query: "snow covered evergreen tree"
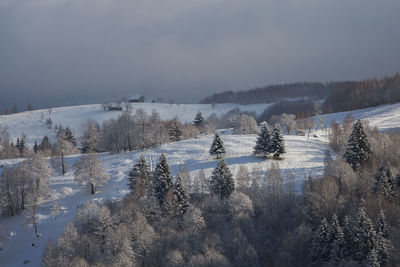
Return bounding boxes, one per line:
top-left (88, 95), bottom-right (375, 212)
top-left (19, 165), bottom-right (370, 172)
top-left (342, 215), bottom-right (356, 260)
top-left (270, 125), bottom-right (286, 159)
top-left (153, 154), bottom-right (173, 204)
top-left (353, 199), bottom-right (377, 263)
top-left (209, 133), bottom-right (226, 159)
top-left (73, 154), bottom-right (109, 194)
top-left (253, 121), bottom-right (271, 158)
top-left (64, 126), bottom-right (78, 147)
top-left (174, 172), bottom-right (189, 214)
top-left (210, 159), bottom-right (234, 199)
top-left (169, 117), bottom-right (183, 142)
top-left (193, 111), bottom-right (204, 126)
top-left (366, 249), bottom-right (380, 267)
top-left (128, 156), bottom-right (151, 198)
top-left (330, 214), bottom-right (345, 264)
top-left (376, 209), bottom-right (392, 266)
top-left (373, 163), bottom-right (395, 199)
top-left (344, 119), bottom-right (373, 171)
top-left (311, 217), bottom-right (332, 264)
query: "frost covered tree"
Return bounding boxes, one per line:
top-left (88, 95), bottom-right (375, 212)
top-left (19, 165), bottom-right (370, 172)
top-left (128, 156), bottom-right (151, 199)
top-left (210, 159), bottom-right (234, 199)
top-left (25, 155), bottom-right (52, 238)
top-left (376, 209), bottom-right (392, 266)
top-left (253, 121), bottom-right (271, 158)
top-left (193, 111), bottom-right (204, 127)
top-left (81, 120), bottom-right (100, 153)
top-left (209, 133), bottom-right (226, 159)
top-left (73, 154), bottom-right (109, 194)
top-left (153, 154), bottom-right (173, 204)
top-left (279, 113), bottom-right (296, 135)
top-left (344, 119), bottom-right (373, 171)
top-left (353, 200), bottom-right (377, 263)
top-left (270, 125), bottom-right (286, 159)
top-left (54, 128), bottom-right (79, 175)
top-left (330, 214), bottom-right (345, 264)
top-left (235, 165), bottom-right (251, 191)
top-left (311, 217), bottom-right (331, 263)
top-left (169, 117), bottom-right (183, 142)
top-left (174, 172), bottom-right (189, 214)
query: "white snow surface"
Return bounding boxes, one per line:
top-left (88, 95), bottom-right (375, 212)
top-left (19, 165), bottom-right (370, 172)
top-left (0, 102), bottom-right (272, 147)
top-left (1, 102), bottom-right (400, 266)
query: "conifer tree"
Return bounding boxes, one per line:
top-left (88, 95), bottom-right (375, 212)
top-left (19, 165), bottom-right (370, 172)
top-left (193, 111), bottom-right (204, 126)
top-left (342, 215), bottom-right (356, 260)
top-left (376, 209), bottom-right (392, 266)
top-left (210, 159), bottom-right (234, 199)
top-left (311, 217), bottom-right (331, 263)
top-left (270, 125), bottom-right (286, 159)
top-left (64, 126), bottom-right (77, 147)
top-left (209, 133), bottom-right (226, 159)
top-left (174, 172), bottom-right (189, 214)
top-left (330, 214), bottom-right (345, 264)
top-left (33, 141), bottom-right (38, 153)
top-left (344, 119), bottom-right (373, 171)
top-left (169, 117), bottom-right (183, 142)
top-left (366, 249), bottom-right (380, 267)
top-left (253, 121), bottom-right (271, 158)
top-left (153, 154), bottom-right (173, 204)
top-left (128, 156), bottom-right (151, 198)
top-left (39, 136), bottom-right (51, 151)
top-left (353, 199), bottom-right (377, 263)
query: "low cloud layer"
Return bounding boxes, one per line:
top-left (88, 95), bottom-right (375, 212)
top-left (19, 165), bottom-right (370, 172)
top-left (1, 0), bottom-right (400, 109)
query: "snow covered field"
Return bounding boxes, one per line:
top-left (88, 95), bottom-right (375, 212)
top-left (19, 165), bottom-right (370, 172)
top-left (1, 102), bottom-right (400, 266)
top-left (0, 102), bottom-right (272, 147)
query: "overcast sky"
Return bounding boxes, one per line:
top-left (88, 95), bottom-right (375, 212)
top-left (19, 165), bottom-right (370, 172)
top-left (1, 0), bottom-right (400, 110)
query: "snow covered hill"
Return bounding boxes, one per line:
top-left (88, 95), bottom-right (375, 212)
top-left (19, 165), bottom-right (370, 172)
top-left (0, 131), bottom-right (329, 267)
top-left (0, 102), bottom-right (272, 147)
top-left (2, 101), bottom-right (400, 266)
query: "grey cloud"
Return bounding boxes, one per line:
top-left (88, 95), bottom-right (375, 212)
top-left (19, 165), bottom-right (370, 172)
top-left (0, 0), bottom-right (399, 110)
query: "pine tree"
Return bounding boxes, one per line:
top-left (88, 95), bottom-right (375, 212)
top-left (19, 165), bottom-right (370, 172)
top-left (209, 133), bottom-right (226, 159)
top-left (311, 217), bottom-right (332, 263)
top-left (210, 159), bottom-right (234, 199)
top-left (169, 117), bottom-right (183, 142)
top-left (128, 156), bottom-right (151, 198)
top-left (253, 121), bottom-right (271, 158)
top-left (33, 141), bottom-right (38, 153)
top-left (342, 215), bottom-right (356, 260)
top-left (64, 126), bottom-right (77, 147)
top-left (353, 199), bottom-right (377, 263)
top-left (174, 172), bottom-right (189, 214)
top-left (153, 154), bottom-right (173, 204)
top-left (330, 214), bottom-right (345, 264)
top-left (193, 111), bottom-right (204, 126)
top-left (39, 136), bottom-right (51, 151)
top-left (344, 119), bottom-right (373, 171)
top-left (373, 163), bottom-right (395, 199)
top-left (366, 249), bottom-right (380, 267)
top-left (270, 125), bottom-right (286, 159)
top-left (376, 209), bottom-right (392, 266)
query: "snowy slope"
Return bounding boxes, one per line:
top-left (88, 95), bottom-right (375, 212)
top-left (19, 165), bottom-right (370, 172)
top-left (320, 103), bottom-right (400, 131)
top-left (0, 131), bottom-right (329, 267)
top-left (0, 103), bottom-right (272, 147)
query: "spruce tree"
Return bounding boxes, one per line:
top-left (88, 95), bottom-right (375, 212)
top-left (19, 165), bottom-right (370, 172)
top-left (169, 117), bottom-right (183, 142)
top-left (174, 172), bottom-right (189, 214)
top-left (39, 136), bottom-right (51, 151)
top-left (342, 215), bottom-right (356, 260)
top-left (353, 199), bottom-right (377, 263)
top-left (64, 126), bottom-right (78, 147)
top-left (311, 217), bottom-right (331, 263)
top-left (193, 111), bottom-right (204, 126)
top-left (270, 125), bottom-right (286, 159)
top-left (209, 133), bottom-right (226, 159)
top-left (376, 209), bottom-right (392, 266)
top-left (33, 141), bottom-right (38, 153)
top-left (253, 121), bottom-right (271, 158)
top-left (344, 119), bottom-right (373, 171)
top-left (330, 214), bottom-right (345, 264)
top-left (210, 159), bottom-right (234, 199)
top-left (366, 249), bottom-right (380, 267)
top-left (128, 156), bottom-right (151, 198)
top-left (153, 154), bottom-right (173, 204)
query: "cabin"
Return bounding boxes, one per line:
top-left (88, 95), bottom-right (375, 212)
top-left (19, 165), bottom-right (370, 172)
top-left (128, 94), bottom-right (145, 103)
